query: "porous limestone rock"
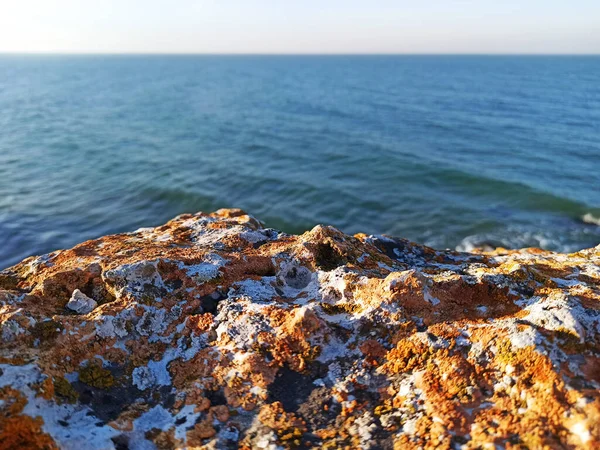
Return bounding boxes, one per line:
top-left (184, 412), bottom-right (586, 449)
top-left (0, 208), bottom-right (599, 449)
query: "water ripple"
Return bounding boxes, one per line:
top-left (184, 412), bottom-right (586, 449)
top-left (0, 55), bottom-right (599, 268)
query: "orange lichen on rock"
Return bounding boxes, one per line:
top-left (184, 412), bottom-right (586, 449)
top-left (0, 208), bottom-right (599, 449)
top-left (0, 387), bottom-right (57, 450)
top-left (255, 401), bottom-right (307, 447)
top-left (0, 416), bottom-right (58, 450)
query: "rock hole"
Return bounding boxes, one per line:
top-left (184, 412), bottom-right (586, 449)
top-left (283, 265), bottom-right (312, 290)
top-left (314, 242), bottom-right (346, 271)
top-left (200, 290), bottom-right (227, 315)
top-left (244, 260), bottom-right (277, 277)
top-left (165, 278), bottom-right (183, 290)
top-left (205, 388), bottom-right (227, 406)
top-left (111, 434), bottom-right (130, 450)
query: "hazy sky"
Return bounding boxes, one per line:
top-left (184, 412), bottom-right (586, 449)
top-left (1, 0), bottom-right (599, 54)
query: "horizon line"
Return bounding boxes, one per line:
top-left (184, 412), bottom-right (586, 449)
top-left (0, 51), bottom-right (599, 57)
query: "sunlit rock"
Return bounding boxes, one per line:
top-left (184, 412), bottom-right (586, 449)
top-left (0, 209), bottom-right (599, 449)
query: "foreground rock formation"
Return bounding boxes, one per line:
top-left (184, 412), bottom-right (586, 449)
top-left (1, 209), bottom-right (599, 449)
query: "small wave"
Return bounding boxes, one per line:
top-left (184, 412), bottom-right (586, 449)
top-left (456, 236), bottom-right (506, 253)
top-left (455, 230), bottom-right (567, 253)
top-left (582, 213), bottom-right (600, 226)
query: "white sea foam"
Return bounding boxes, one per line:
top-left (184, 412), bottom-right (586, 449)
top-left (582, 213), bottom-right (600, 226)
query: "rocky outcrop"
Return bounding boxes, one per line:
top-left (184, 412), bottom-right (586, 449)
top-left (0, 209), bottom-right (599, 449)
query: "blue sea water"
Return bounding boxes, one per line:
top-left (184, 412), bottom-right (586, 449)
top-left (0, 55), bottom-right (599, 269)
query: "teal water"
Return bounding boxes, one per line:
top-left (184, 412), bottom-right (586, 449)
top-left (1, 55), bottom-right (599, 268)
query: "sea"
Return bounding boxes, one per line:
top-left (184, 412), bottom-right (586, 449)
top-left (1, 55), bottom-right (599, 269)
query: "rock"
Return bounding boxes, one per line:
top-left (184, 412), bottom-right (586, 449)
top-left (0, 208), bottom-right (599, 449)
top-left (66, 289), bottom-right (97, 314)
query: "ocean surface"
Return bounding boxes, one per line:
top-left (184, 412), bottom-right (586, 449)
top-left (1, 55), bottom-right (599, 269)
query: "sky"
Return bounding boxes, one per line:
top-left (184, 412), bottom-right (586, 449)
top-left (0, 0), bottom-right (599, 54)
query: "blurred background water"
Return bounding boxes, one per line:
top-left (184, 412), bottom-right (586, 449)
top-left (0, 55), bottom-right (599, 268)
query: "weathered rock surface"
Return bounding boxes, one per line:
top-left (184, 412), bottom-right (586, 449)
top-left (0, 208), bottom-right (599, 449)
